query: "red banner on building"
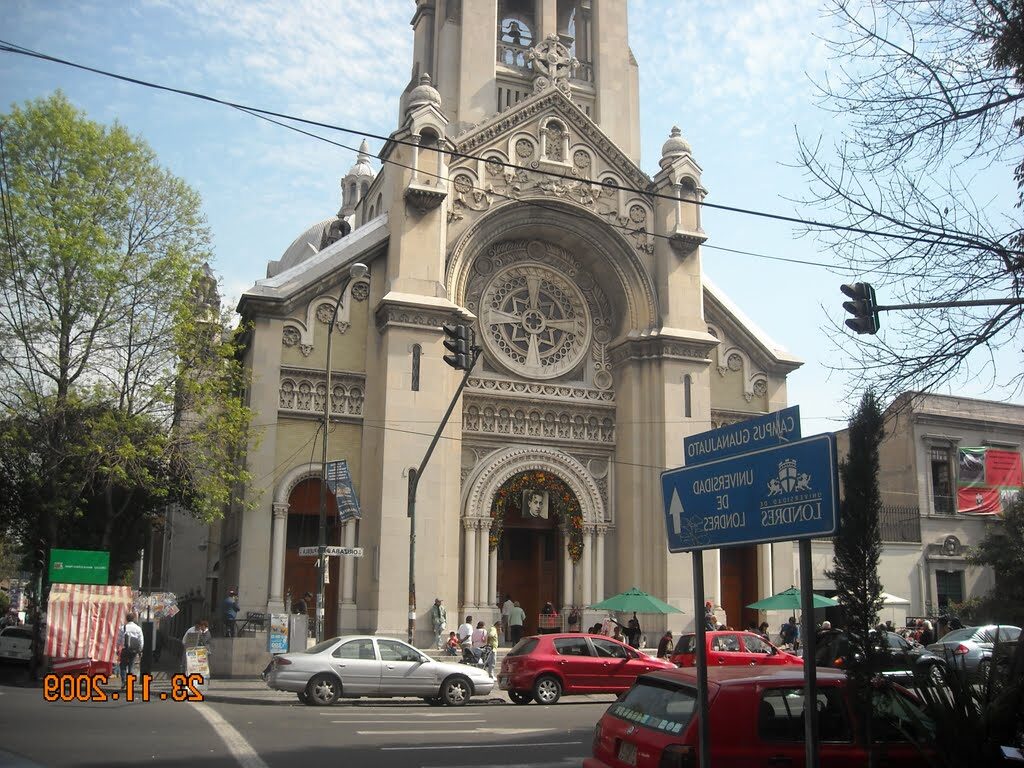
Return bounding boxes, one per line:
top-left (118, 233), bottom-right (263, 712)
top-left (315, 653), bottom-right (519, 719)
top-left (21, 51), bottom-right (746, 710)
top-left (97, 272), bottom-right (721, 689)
top-left (957, 447), bottom-right (1023, 515)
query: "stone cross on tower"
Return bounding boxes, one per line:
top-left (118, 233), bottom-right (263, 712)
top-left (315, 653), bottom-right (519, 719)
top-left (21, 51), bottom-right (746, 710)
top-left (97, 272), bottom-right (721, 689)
top-left (528, 33), bottom-right (579, 94)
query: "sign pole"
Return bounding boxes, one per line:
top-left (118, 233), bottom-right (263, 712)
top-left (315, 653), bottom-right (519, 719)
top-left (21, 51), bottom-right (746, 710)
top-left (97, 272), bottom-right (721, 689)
top-left (692, 550), bottom-right (711, 768)
top-left (799, 539), bottom-right (820, 768)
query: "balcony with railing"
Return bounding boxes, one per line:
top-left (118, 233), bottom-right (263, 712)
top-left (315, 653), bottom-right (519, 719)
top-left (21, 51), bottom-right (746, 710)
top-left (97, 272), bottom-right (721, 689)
top-left (495, 42), bottom-right (594, 84)
top-left (879, 505), bottom-right (922, 543)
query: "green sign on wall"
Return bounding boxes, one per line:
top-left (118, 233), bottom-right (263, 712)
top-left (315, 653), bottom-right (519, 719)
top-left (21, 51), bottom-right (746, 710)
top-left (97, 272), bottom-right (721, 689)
top-left (48, 549), bottom-right (110, 585)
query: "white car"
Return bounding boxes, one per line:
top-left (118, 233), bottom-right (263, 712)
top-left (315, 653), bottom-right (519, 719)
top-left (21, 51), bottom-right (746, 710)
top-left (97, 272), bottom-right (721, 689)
top-left (266, 635), bottom-right (494, 706)
top-left (0, 625), bottom-right (33, 662)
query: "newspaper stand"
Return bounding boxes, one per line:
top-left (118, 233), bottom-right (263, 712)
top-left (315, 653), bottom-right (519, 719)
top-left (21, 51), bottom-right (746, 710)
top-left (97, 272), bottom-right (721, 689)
top-left (182, 628), bottom-right (211, 695)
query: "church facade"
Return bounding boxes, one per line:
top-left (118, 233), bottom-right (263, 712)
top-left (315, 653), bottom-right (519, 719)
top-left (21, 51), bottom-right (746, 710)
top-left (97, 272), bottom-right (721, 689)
top-left (219, 0), bottom-right (803, 646)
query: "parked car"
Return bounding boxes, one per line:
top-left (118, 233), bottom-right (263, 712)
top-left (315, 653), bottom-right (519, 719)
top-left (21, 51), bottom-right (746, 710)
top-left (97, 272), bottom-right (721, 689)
top-left (585, 666), bottom-right (937, 768)
top-left (0, 625), bottom-right (32, 663)
top-left (927, 625), bottom-right (1021, 682)
top-left (816, 629), bottom-right (948, 685)
top-left (498, 633), bottom-right (676, 705)
top-left (670, 630), bottom-right (802, 669)
top-left (264, 635), bottom-right (493, 706)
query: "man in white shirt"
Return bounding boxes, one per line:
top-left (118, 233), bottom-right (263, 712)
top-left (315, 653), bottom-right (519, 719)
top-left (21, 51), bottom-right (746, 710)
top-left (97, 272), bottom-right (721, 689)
top-left (501, 594), bottom-right (514, 644)
top-left (456, 615), bottom-right (474, 648)
top-left (117, 612), bottom-right (145, 687)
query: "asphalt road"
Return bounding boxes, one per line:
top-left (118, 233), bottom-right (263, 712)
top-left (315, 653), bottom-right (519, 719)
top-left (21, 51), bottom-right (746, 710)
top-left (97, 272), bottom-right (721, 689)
top-left (0, 665), bottom-right (607, 768)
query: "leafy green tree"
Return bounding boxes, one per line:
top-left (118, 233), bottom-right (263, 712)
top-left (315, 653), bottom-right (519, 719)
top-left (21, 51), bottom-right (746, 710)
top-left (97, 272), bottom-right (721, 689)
top-left (827, 390), bottom-right (885, 756)
top-left (0, 92), bottom-right (252, 584)
top-left (967, 494), bottom-right (1024, 626)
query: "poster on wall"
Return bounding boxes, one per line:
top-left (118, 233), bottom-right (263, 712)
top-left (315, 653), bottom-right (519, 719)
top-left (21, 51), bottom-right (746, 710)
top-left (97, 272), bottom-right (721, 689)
top-left (325, 459), bottom-right (361, 521)
top-left (957, 447), bottom-right (1023, 515)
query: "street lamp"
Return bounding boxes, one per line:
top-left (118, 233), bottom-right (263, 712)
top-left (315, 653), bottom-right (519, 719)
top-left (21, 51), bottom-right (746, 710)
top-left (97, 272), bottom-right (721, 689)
top-left (316, 261), bottom-right (369, 642)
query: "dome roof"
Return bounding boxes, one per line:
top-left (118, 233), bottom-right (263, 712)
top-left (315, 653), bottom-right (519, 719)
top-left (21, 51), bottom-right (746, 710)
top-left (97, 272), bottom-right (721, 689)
top-left (407, 73), bottom-right (442, 111)
top-left (266, 218), bottom-right (335, 278)
top-left (345, 139), bottom-right (375, 180)
top-left (660, 126), bottom-right (692, 162)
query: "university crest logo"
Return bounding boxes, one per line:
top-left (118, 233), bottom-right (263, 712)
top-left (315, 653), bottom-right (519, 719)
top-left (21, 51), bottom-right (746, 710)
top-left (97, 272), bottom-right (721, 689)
top-left (767, 458), bottom-right (812, 496)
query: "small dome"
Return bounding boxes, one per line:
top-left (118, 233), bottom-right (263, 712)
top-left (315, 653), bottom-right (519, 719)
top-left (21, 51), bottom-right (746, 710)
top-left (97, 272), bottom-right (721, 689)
top-left (407, 73), bottom-right (442, 111)
top-left (661, 126), bottom-right (692, 160)
top-left (345, 139), bottom-right (375, 180)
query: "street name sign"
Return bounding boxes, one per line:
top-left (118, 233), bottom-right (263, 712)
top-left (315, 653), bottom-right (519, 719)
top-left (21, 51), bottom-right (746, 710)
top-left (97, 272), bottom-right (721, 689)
top-left (297, 546), bottom-right (364, 558)
top-left (661, 433), bottom-right (838, 552)
top-left (684, 406), bottom-right (801, 467)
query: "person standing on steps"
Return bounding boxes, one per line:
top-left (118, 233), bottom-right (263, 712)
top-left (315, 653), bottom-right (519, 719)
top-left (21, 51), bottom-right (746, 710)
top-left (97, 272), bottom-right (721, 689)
top-left (508, 601), bottom-right (526, 644)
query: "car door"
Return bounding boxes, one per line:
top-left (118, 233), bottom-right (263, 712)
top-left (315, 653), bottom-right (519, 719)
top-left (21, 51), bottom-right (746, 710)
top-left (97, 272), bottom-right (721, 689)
top-left (589, 637), bottom-right (638, 691)
top-left (551, 636), bottom-right (598, 692)
top-left (740, 633), bottom-right (780, 666)
top-left (376, 639), bottom-right (435, 696)
top-left (330, 638), bottom-right (381, 695)
top-left (750, 684), bottom-right (865, 768)
top-left (710, 633), bottom-right (743, 666)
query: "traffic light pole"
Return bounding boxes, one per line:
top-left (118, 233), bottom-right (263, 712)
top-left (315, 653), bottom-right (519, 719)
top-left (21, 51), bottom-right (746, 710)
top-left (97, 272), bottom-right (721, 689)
top-left (875, 298), bottom-right (1024, 310)
top-left (407, 347), bottom-right (481, 646)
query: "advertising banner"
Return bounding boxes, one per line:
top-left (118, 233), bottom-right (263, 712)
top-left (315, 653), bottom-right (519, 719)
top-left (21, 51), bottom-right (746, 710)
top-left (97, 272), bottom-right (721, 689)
top-left (48, 549), bottom-right (110, 585)
top-left (957, 447), bottom-right (1023, 515)
top-left (267, 613), bottom-right (289, 654)
top-left (325, 459), bottom-right (361, 521)
top-left (185, 646), bottom-right (210, 677)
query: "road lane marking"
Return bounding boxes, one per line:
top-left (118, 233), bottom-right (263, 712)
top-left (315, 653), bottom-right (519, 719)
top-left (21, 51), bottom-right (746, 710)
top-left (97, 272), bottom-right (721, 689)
top-left (331, 719), bottom-right (486, 724)
top-left (319, 711), bottom-right (471, 716)
top-left (193, 702), bottom-right (270, 768)
top-left (422, 759), bottom-right (582, 768)
top-left (358, 728), bottom-right (557, 736)
top-left (384, 741), bottom-right (584, 751)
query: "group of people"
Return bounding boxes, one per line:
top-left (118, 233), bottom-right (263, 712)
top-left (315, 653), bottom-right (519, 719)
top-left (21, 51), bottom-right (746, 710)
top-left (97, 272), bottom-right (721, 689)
top-left (440, 614), bottom-right (500, 678)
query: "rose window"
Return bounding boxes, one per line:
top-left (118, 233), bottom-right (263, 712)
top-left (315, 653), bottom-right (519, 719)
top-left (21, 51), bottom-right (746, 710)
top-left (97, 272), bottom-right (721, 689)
top-left (480, 263), bottom-right (591, 379)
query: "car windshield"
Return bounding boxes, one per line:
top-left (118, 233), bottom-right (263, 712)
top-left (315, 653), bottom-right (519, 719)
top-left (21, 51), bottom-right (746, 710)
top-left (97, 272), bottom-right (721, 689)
top-left (303, 637), bottom-right (343, 654)
top-left (674, 635), bottom-right (696, 654)
top-left (939, 629), bottom-right (976, 643)
top-left (610, 679), bottom-right (696, 736)
top-left (507, 638), bottom-right (539, 657)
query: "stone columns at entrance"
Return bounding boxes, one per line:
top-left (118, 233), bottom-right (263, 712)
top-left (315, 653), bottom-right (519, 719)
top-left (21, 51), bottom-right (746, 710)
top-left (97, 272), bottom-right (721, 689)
top-left (488, 545), bottom-right (498, 608)
top-left (269, 502), bottom-right (289, 612)
top-left (463, 518), bottom-right (478, 608)
top-left (561, 525), bottom-right (573, 609)
top-left (594, 525), bottom-right (607, 602)
top-left (477, 520), bottom-right (491, 611)
top-left (581, 527), bottom-right (593, 607)
top-left (342, 521), bottom-right (357, 604)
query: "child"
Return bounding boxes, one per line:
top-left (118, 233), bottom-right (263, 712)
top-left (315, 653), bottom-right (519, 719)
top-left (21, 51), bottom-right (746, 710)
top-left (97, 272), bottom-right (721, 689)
top-left (443, 631), bottom-right (459, 656)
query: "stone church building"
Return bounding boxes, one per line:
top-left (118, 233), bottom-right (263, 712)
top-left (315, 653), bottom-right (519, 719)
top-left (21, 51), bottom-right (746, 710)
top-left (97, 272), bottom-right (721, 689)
top-left (218, 0), bottom-right (803, 646)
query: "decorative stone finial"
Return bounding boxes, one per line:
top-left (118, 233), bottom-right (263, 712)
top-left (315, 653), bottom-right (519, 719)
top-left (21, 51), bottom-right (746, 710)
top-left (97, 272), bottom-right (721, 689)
top-left (527, 33), bottom-right (579, 94)
top-left (407, 73), bottom-right (443, 110)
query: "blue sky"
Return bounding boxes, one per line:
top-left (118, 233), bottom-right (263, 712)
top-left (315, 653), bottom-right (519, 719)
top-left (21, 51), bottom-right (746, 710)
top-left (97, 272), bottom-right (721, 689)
top-left (2, 0), bottom-right (1020, 434)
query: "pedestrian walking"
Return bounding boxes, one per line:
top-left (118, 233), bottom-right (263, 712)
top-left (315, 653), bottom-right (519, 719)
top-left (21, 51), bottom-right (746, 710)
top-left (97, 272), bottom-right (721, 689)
top-left (501, 594), bottom-right (514, 643)
top-left (508, 601), bottom-right (526, 644)
top-left (656, 630), bottom-right (674, 658)
top-left (430, 598), bottom-right (447, 649)
top-left (117, 612), bottom-right (144, 687)
top-left (626, 612), bottom-right (642, 648)
top-left (223, 588), bottom-right (240, 638)
top-left (485, 620), bottom-right (500, 678)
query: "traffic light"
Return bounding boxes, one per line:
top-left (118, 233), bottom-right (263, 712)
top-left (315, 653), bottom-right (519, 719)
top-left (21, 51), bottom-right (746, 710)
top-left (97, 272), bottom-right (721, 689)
top-left (840, 282), bottom-right (880, 335)
top-left (442, 323), bottom-right (474, 370)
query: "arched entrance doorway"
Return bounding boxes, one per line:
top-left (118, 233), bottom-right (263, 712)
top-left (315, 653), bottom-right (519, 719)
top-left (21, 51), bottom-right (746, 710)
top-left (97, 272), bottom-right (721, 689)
top-left (283, 478), bottom-right (341, 634)
top-left (491, 470), bottom-right (584, 634)
top-left (721, 545), bottom-right (760, 631)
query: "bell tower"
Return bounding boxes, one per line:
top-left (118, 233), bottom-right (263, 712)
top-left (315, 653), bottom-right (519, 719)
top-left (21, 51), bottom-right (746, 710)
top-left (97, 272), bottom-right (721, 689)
top-left (403, 0), bottom-right (641, 163)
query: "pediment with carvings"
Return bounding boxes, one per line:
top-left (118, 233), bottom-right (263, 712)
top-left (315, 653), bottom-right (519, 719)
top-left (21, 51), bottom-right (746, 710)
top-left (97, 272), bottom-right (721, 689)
top-left (447, 91), bottom-right (655, 257)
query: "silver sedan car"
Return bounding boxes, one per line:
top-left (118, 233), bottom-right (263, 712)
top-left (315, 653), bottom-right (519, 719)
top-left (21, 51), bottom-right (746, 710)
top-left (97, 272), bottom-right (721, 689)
top-left (927, 624), bottom-right (1020, 681)
top-left (265, 635), bottom-right (494, 706)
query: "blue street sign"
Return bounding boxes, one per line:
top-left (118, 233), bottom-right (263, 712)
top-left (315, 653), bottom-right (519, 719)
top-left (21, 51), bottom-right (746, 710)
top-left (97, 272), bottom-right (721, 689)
top-left (684, 406), bottom-right (801, 467)
top-left (661, 433), bottom-right (838, 552)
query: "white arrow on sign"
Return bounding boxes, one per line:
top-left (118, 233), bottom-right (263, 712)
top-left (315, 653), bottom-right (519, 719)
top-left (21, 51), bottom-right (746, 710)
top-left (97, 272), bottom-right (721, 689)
top-left (297, 546), bottom-right (364, 558)
top-left (669, 488), bottom-right (683, 535)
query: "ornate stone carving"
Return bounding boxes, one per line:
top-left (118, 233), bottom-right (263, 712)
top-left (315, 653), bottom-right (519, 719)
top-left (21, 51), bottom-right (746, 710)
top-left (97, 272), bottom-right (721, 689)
top-left (608, 337), bottom-right (715, 367)
top-left (463, 394), bottom-right (615, 446)
top-left (515, 138), bottom-right (534, 159)
top-left (351, 281), bottom-right (369, 302)
top-left (752, 378), bottom-right (768, 398)
top-left (272, 502), bottom-right (290, 519)
top-left (669, 229), bottom-right (708, 254)
top-left (527, 34), bottom-right (579, 94)
top-left (573, 149), bottom-right (591, 173)
top-left (465, 376), bottom-right (615, 404)
top-left (279, 367), bottom-right (365, 419)
top-left (282, 326), bottom-right (301, 349)
top-left (405, 182), bottom-right (447, 214)
top-left (374, 303), bottom-right (454, 333)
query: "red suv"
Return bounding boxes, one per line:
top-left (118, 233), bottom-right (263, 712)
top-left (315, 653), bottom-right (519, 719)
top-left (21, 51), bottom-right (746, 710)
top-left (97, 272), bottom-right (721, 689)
top-left (499, 633), bottom-right (676, 705)
top-left (670, 630), bottom-right (802, 668)
top-left (586, 667), bottom-right (936, 768)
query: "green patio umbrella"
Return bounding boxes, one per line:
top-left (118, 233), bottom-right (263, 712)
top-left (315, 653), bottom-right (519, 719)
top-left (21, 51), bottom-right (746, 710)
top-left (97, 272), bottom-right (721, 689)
top-left (588, 587), bottom-right (683, 614)
top-left (746, 586), bottom-right (839, 611)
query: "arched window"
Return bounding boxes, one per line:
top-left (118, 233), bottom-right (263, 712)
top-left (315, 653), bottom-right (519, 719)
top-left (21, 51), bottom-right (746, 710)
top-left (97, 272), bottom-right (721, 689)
top-left (348, 182), bottom-right (357, 204)
top-left (360, 182), bottom-right (369, 200)
top-left (498, 0), bottom-right (535, 70)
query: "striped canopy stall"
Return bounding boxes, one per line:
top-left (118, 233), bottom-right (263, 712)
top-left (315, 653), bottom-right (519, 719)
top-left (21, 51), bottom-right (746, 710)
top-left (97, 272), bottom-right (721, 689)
top-left (45, 583), bottom-right (134, 664)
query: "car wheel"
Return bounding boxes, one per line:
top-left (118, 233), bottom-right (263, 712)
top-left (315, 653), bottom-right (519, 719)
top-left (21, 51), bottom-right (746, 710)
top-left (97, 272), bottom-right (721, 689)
top-left (423, 696), bottom-right (444, 707)
top-left (297, 691), bottom-right (311, 705)
top-left (927, 663), bottom-right (946, 687)
top-left (533, 675), bottom-right (562, 705)
top-left (509, 690), bottom-right (533, 705)
top-left (441, 676), bottom-right (472, 707)
top-left (306, 674), bottom-right (341, 706)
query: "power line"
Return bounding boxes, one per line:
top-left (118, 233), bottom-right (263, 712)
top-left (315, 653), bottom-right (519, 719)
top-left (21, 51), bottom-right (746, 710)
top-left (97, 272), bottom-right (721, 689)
top-left (0, 39), bottom-right (1015, 261)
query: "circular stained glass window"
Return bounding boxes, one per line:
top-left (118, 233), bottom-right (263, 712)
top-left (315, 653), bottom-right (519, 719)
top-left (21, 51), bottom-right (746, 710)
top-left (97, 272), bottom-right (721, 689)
top-left (479, 263), bottom-right (591, 379)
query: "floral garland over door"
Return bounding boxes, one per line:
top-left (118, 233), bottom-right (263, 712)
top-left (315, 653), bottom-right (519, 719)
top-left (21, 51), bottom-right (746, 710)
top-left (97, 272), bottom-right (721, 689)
top-left (489, 470), bottom-right (584, 561)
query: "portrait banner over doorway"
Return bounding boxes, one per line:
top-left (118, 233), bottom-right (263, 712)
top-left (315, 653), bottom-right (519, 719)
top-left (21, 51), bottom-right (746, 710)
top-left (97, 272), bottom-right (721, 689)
top-left (522, 489), bottom-right (549, 519)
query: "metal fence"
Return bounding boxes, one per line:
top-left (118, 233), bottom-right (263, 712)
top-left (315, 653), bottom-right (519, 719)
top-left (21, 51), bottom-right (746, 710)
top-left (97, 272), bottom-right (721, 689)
top-left (879, 505), bottom-right (922, 543)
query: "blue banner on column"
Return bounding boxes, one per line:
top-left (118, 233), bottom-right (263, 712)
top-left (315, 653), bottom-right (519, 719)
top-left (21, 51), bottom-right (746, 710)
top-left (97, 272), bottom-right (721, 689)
top-left (325, 459), bottom-right (361, 521)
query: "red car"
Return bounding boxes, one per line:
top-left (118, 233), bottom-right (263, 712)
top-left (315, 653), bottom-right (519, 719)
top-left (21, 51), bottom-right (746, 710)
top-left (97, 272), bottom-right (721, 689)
top-left (586, 667), bottom-right (936, 768)
top-left (670, 630), bottom-right (802, 668)
top-left (498, 633), bottom-right (676, 705)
